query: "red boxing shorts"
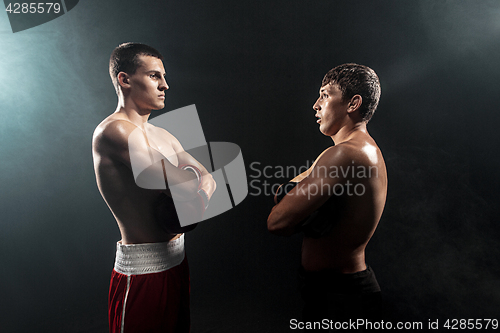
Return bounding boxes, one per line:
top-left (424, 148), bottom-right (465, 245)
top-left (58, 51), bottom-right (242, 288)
top-left (109, 234), bottom-right (190, 333)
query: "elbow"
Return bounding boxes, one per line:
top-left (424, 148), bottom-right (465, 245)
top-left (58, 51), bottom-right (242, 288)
top-left (267, 218), bottom-right (279, 234)
top-left (267, 215), bottom-right (294, 237)
top-left (200, 173), bottom-right (216, 198)
top-left (209, 174), bottom-right (216, 194)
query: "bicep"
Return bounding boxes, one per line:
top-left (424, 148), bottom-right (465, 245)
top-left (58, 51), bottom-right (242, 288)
top-left (94, 124), bottom-right (132, 168)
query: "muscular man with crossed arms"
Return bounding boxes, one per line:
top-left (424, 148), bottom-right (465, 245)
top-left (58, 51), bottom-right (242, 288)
top-left (92, 43), bottom-right (215, 332)
top-left (268, 64), bottom-right (387, 324)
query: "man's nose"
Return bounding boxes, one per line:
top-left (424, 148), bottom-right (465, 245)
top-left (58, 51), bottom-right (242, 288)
top-left (159, 77), bottom-right (169, 90)
top-left (313, 100), bottom-right (320, 111)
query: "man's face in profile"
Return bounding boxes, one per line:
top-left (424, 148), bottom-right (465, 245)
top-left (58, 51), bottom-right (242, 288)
top-left (313, 83), bottom-right (349, 137)
top-left (127, 55), bottom-right (169, 111)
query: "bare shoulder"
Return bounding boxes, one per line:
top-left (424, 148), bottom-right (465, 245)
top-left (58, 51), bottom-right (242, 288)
top-left (313, 144), bottom-right (355, 170)
top-left (93, 116), bottom-right (140, 151)
top-left (315, 136), bottom-right (383, 170)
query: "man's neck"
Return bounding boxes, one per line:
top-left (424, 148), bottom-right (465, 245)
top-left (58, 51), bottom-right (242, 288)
top-left (331, 121), bottom-right (368, 145)
top-left (114, 98), bottom-right (151, 127)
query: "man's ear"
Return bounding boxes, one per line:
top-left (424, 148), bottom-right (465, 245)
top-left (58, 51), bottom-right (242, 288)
top-left (117, 72), bottom-right (130, 89)
top-left (347, 95), bottom-right (362, 114)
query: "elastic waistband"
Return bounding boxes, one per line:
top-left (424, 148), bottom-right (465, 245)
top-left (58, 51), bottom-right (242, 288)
top-left (298, 265), bottom-right (381, 294)
top-left (114, 234), bottom-right (185, 275)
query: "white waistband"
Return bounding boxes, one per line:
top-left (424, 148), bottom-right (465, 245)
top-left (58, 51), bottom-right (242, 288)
top-left (114, 234), bottom-right (185, 275)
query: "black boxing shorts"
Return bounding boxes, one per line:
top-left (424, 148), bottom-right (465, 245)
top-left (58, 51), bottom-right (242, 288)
top-left (298, 265), bottom-right (383, 324)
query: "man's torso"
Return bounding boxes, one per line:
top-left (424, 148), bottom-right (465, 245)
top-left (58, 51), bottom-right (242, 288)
top-left (301, 132), bottom-right (387, 273)
top-left (93, 113), bottom-right (181, 244)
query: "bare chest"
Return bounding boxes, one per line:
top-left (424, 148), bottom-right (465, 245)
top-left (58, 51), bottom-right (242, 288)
top-left (144, 126), bottom-right (179, 167)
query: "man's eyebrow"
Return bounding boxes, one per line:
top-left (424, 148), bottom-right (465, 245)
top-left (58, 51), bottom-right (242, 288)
top-left (145, 70), bottom-right (167, 77)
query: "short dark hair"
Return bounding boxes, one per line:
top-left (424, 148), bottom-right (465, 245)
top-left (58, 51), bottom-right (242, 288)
top-left (322, 63), bottom-right (381, 122)
top-left (109, 42), bottom-right (163, 93)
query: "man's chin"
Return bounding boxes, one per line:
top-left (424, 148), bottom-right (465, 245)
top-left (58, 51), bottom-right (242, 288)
top-left (318, 125), bottom-right (327, 135)
top-left (319, 127), bottom-right (334, 137)
top-left (152, 104), bottom-right (165, 111)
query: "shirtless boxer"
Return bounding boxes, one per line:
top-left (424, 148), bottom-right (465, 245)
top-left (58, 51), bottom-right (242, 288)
top-left (267, 64), bottom-right (387, 324)
top-left (92, 43), bottom-right (216, 333)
